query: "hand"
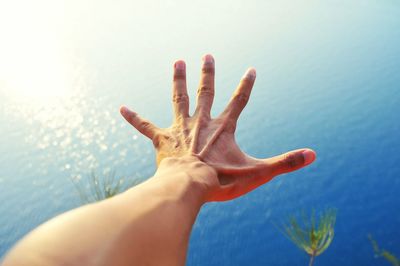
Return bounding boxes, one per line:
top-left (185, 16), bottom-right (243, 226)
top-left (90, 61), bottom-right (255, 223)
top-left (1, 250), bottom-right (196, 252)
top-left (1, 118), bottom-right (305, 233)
top-left (120, 54), bottom-right (316, 202)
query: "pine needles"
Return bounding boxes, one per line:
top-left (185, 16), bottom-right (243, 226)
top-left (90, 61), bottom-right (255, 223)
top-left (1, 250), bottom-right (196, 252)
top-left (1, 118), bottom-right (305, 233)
top-left (368, 234), bottom-right (400, 266)
top-left (277, 208), bottom-right (336, 266)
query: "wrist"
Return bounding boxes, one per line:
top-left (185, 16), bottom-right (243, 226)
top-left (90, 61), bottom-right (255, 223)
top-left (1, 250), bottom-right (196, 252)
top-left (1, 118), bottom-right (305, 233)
top-left (153, 156), bottom-right (218, 205)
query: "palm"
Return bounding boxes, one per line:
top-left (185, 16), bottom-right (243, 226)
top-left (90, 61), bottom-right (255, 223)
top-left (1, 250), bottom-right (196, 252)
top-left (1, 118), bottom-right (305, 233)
top-left (121, 55), bottom-right (315, 201)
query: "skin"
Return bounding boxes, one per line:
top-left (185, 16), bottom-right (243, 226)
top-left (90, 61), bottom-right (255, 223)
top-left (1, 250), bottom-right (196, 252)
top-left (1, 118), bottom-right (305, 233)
top-left (2, 54), bottom-right (316, 266)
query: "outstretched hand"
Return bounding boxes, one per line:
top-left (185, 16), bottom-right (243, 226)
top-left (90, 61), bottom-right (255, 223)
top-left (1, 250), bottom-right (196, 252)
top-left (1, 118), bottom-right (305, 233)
top-left (120, 54), bottom-right (316, 201)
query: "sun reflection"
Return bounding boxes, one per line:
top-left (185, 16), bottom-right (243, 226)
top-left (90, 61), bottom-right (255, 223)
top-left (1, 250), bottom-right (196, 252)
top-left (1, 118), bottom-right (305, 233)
top-left (2, 48), bottom-right (71, 101)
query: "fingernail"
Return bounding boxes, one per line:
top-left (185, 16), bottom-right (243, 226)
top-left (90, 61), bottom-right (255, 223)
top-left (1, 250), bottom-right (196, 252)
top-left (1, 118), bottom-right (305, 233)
top-left (302, 150), bottom-right (316, 165)
top-left (120, 106), bottom-right (128, 114)
top-left (174, 60), bottom-right (185, 70)
top-left (203, 54), bottom-right (214, 64)
top-left (243, 67), bottom-right (256, 80)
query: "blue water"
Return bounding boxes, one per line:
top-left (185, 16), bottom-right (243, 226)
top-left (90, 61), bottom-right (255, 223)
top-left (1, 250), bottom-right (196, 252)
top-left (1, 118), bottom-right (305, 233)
top-left (1, 1), bottom-right (399, 265)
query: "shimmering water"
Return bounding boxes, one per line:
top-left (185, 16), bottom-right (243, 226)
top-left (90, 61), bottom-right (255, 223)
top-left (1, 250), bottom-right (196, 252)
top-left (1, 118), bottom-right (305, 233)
top-left (1, 1), bottom-right (400, 265)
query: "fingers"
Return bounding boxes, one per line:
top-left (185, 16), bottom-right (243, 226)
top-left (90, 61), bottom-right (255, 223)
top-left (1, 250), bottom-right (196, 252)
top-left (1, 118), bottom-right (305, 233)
top-left (120, 106), bottom-right (160, 140)
top-left (221, 68), bottom-right (256, 122)
top-left (172, 60), bottom-right (189, 118)
top-left (195, 54), bottom-right (215, 117)
top-left (267, 149), bottom-right (316, 176)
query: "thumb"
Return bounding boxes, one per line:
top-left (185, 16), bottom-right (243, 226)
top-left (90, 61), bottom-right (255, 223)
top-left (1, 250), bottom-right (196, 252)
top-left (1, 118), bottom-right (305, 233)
top-left (267, 149), bottom-right (316, 176)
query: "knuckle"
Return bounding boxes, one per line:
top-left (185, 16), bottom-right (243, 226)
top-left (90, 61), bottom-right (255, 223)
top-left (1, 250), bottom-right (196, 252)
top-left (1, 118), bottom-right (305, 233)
top-left (283, 154), bottom-right (297, 168)
top-left (241, 78), bottom-right (255, 85)
top-left (127, 112), bottom-right (138, 122)
top-left (173, 70), bottom-right (186, 81)
top-left (282, 153), bottom-right (304, 169)
top-left (197, 85), bottom-right (215, 97)
top-left (201, 66), bottom-right (215, 74)
top-left (233, 92), bottom-right (249, 105)
top-left (173, 93), bottom-right (189, 104)
top-left (140, 120), bottom-right (151, 130)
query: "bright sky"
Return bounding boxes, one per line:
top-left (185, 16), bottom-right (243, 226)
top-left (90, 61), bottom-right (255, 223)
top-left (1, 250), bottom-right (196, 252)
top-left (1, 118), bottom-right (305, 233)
top-left (0, 1), bottom-right (72, 102)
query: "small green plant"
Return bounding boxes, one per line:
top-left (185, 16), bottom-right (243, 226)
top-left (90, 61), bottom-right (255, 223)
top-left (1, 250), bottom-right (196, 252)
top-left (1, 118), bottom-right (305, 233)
top-left (72, 170), bottom-right (141, 204)
top-left (368, 234), bottom-right (400, 266)
top-left (277, 208), bottom-right (336, 266)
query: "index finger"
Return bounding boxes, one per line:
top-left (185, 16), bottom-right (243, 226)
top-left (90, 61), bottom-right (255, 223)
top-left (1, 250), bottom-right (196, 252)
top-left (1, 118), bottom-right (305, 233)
top-left (220, 68), bottom-right (256, 122)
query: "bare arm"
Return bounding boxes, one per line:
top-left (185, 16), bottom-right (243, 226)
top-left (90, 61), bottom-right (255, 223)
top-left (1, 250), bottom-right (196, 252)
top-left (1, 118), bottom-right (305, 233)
top-left (2, 54), bottom-right (316, 266)
top-left (3, 157), bottom-right (213, 266)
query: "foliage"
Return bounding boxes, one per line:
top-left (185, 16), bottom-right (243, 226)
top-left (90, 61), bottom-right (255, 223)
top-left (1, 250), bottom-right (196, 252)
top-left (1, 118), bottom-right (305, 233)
top-left (72, 170), bottom-right (141, 204)
top-left (368, 234), bottom-right (400, 266)
top-left (277, 208), bottom-right (337, 266)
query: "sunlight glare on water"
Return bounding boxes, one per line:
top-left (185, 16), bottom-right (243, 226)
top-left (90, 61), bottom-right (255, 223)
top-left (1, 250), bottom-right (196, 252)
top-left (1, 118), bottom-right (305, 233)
top-left (0, 1), bottom-right (148, 203)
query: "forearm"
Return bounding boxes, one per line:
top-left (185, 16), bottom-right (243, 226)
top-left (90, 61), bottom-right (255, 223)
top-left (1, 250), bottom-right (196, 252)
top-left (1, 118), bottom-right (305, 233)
top-left (103, 171), bottom-right (206, 266)
top-left (3, 160), bottom-right (210, 266)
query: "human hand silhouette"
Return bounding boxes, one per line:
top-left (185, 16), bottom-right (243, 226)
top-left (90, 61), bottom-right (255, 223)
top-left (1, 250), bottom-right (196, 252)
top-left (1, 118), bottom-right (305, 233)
top-left (121, 54), bottom-right (316, 201)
